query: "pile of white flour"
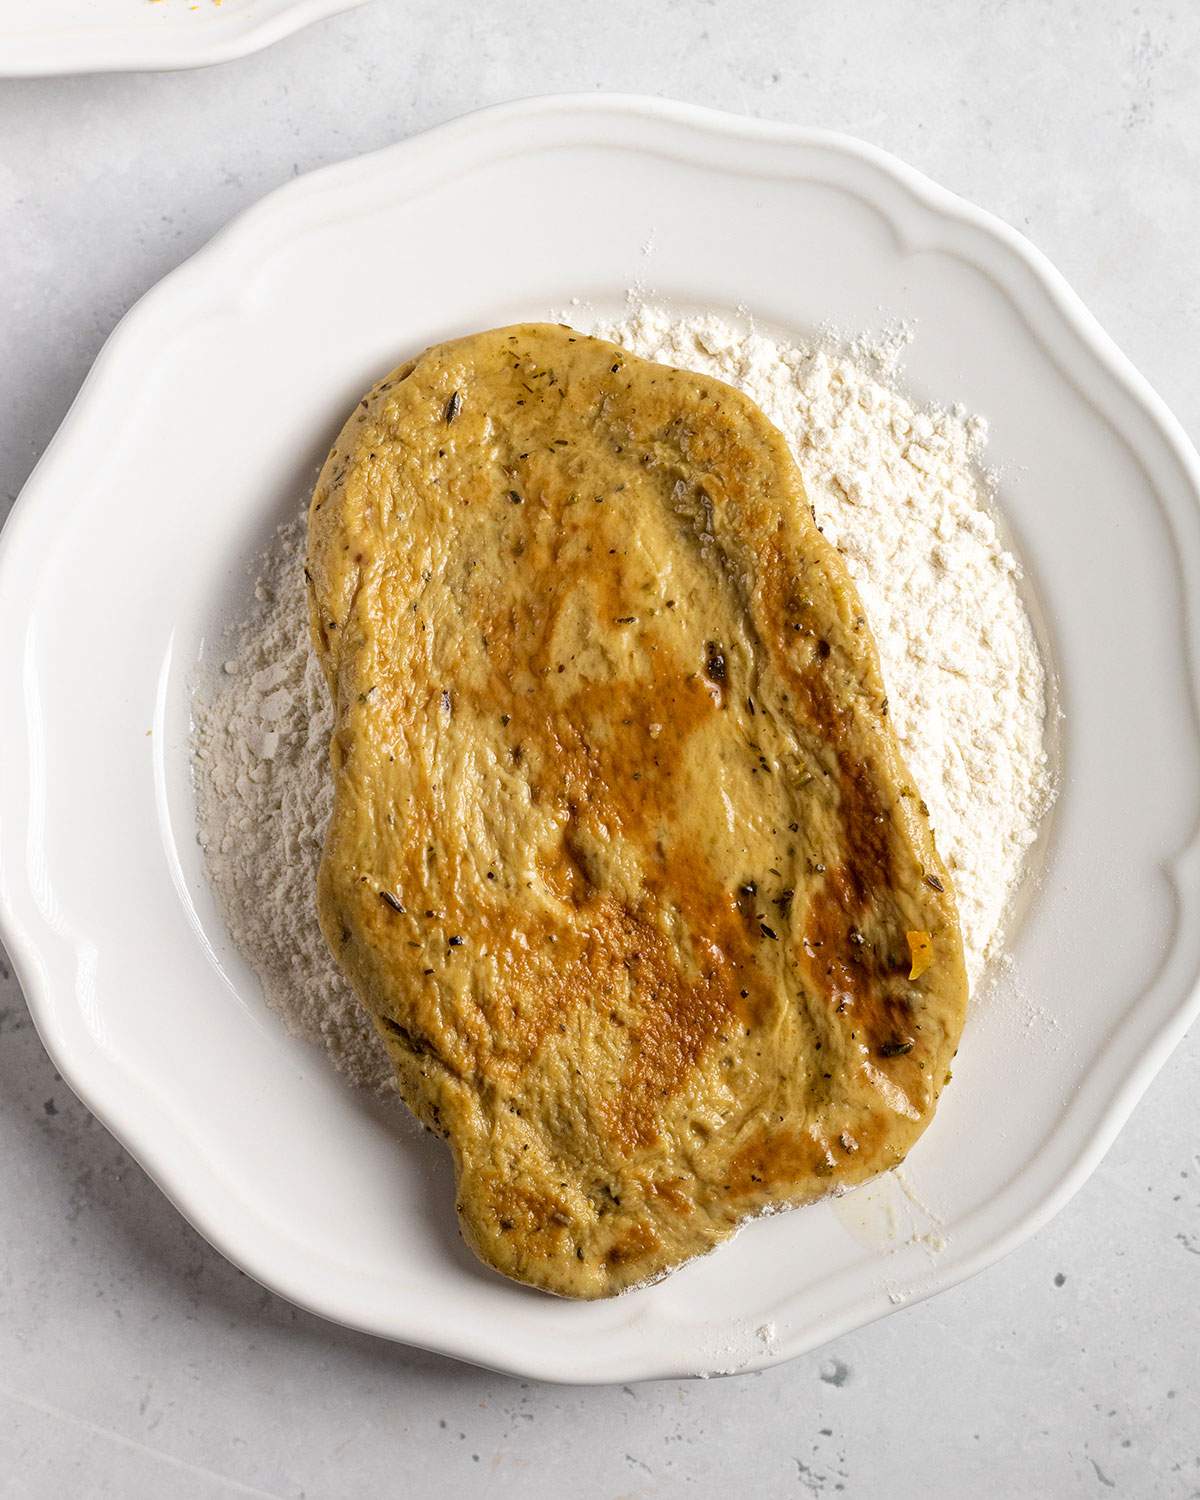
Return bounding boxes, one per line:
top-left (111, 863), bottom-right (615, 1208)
top-left (192, 307), bottom-right (1054, 1091)
top-left (194, 518), bottom-right (393, 1092)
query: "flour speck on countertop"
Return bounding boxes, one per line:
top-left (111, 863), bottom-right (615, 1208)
top-left (191, 308), bottom-right (1054, 1089)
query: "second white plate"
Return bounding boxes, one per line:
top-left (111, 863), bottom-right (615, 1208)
top-left (0, 0), bottom-right (368, 76)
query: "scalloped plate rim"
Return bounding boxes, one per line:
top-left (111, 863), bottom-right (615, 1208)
top-left (2, 94), bottom-right (1199, 1382)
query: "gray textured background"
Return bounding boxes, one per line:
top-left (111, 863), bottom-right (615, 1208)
top-left (2, 2), bottom-right (1198, 1495)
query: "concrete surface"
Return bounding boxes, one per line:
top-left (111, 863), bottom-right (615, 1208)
top-left (2, 1), bottom-right (1199, 1495)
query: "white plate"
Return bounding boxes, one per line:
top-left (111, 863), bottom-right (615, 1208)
top-left (3, 96), bottom-right (1199, 1384)
top-left (0, 0), bottom-right (368, 76)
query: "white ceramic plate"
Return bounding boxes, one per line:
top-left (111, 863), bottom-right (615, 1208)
top-left (0, 0), bottom-right (368, 76)
top-left (3, 96), bottom-right (1199, 1384)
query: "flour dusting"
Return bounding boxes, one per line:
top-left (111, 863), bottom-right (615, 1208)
top-left (592, 304), bottom-right (1053, 985)
top-left (192, 518), bottom-right (392, 1092)
top-left (192, 308), bottom-right (1054, 1090)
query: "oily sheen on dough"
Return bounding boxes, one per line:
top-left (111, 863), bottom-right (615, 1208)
top-left (306, 324), bottom-right (969, 1298)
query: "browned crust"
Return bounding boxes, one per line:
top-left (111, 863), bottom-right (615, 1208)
top-left (307, 324), bottom-right (969, 1297)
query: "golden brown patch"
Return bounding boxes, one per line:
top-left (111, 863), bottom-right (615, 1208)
top-left (603, 1219), bottom-right (661, 1270)
top-left (728, 1126), bottom-right (827, 1196)
top-left (645, 1176), bottom-right (695, 1216)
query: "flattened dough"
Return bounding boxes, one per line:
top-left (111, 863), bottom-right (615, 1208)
top-left (307, 324), bottom-right (968, 1297)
